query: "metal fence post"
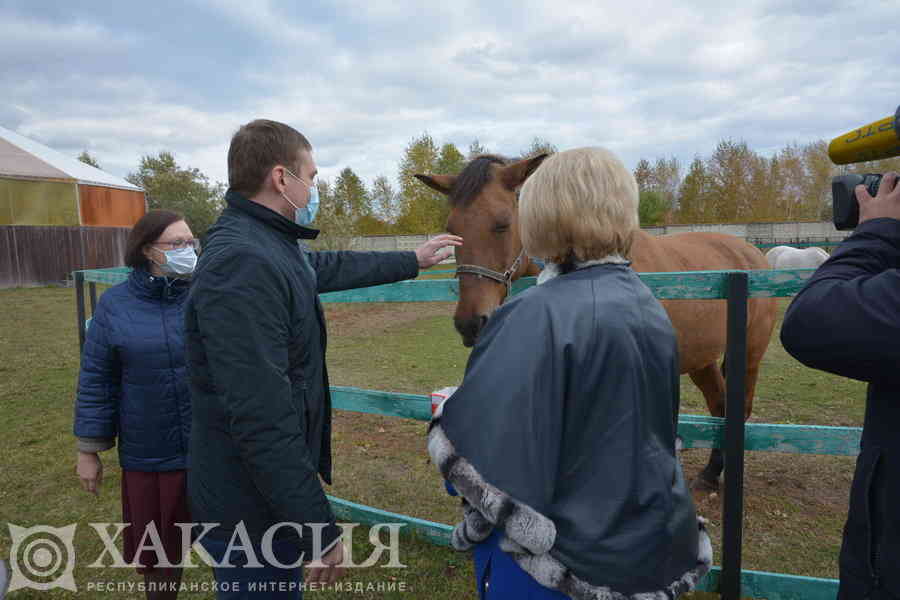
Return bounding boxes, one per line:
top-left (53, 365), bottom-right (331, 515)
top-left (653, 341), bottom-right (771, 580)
top-left (720, 271), bottom-right (749, 600)
top-left (89, 282), bottom-right (98, 315)
top-left (75, 271), bottom-right (86, 353)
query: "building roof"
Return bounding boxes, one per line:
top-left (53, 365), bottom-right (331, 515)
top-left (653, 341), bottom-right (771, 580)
top-left (0, 125), bottom-right (142, 192)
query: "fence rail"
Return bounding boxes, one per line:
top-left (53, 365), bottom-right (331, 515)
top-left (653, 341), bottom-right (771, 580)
top-left (329, 386), bottom-right (861, 456)
top-left (76, 267), bottom-right (817, 302)
top-left (325, 493), bottom-right (840, 599)
top-left (74, 265), bottom-right (846, 599)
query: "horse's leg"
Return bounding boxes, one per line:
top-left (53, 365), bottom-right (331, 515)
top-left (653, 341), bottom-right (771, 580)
top-left (689, 362), bottom-right (726, 491)
top-left (691, 339), bottom-right (766, 490)
top-left (744, 362), bottom-right (761, 421)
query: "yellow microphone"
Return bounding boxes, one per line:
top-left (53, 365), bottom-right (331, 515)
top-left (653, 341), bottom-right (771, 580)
top-left (828, 105), bottom-right (900, 165)
top-left (830, 105), bottom-right (900, 230)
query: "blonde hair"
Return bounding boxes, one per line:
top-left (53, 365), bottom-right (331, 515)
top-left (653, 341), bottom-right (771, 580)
top-left (520, 147), bottom-right (639, 263)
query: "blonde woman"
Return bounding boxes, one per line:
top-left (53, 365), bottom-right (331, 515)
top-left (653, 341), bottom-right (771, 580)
top-left (428, 148), bottom-right (711, 599)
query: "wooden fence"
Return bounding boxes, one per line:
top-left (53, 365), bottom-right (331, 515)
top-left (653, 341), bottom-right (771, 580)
top-left (1, 225), bottom-right (129, 288)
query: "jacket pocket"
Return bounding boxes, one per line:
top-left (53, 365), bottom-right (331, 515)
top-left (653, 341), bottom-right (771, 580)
top-left (868, 450), bottom-right (887, 591)
top-left (841, 447), bottom-right (884, 585)
top-left (289, 379), bottom-right (309, 434)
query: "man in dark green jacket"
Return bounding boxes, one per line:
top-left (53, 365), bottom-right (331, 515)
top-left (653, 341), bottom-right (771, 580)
top-left (185, 119), bottom-right (460, 597)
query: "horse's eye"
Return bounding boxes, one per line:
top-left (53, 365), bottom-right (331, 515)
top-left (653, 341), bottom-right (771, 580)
top-left (493, 224), bottom-right (510, 234)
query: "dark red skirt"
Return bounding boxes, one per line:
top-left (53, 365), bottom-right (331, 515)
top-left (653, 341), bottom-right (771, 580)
top-left (121, 469), bottom-right (191, 575)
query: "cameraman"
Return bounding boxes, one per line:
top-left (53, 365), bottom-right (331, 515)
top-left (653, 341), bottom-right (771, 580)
top-left (781, 172), bottom-right (900, 600)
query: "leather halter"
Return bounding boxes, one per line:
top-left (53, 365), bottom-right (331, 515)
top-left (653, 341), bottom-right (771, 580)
top-left (453, 190), bottom-right (530, 298)
top-left (455, 247), bottom-right (525, 298)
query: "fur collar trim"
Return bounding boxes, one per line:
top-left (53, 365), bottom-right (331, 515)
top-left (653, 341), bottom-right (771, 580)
top-left (427, 421), bottom-right (712, 599)
top-left (536, 255), bottom-right (630, 285)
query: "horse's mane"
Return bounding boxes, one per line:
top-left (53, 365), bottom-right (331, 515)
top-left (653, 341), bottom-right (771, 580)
top-left (448, 154), bottom-right (509, 207)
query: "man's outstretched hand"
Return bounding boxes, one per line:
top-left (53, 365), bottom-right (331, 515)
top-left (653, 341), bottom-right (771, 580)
top-left (414, 234), bottom-right (463, 269)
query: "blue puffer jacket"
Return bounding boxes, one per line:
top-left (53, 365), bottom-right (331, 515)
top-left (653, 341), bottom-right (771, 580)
top-left (74, 267), bottom-right (191, 471)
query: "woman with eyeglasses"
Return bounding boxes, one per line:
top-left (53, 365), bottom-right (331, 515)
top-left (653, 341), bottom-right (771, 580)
top-left (74, 210), bottom-right (198, 600)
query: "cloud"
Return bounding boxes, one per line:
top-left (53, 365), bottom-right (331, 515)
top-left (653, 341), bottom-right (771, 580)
top-left (1, 0), bottom-right (898, 191)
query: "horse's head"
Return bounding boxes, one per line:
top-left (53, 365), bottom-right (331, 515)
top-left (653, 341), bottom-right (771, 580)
top-left (415, 153), bottom-right (549, 347)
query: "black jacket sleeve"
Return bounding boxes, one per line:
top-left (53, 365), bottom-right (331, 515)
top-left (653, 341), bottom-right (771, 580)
top-left (781, 218), bottom-right (900, 384)
top-left (305, 250), bottom-right (419, 293)
top-left (192, 247), bottom-right (340, 548)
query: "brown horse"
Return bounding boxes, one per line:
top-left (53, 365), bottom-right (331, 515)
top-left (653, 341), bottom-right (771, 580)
top-left (415, 154), bottom-right (777, 490)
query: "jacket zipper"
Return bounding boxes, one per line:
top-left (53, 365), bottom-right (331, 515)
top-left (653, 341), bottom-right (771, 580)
top-left (292, 379), bottom-right (309, 434)
top-left (867, 452), bottom-right (884, 590)
top-left (159, 278), bottom-right (184, 456)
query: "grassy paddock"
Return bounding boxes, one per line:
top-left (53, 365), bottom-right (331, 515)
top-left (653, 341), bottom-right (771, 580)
top-left (0, 285), bottom-right (865, 599)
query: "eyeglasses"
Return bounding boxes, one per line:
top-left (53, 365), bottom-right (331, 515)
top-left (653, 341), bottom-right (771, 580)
top-left (154, 238), bottom-right (201, 252)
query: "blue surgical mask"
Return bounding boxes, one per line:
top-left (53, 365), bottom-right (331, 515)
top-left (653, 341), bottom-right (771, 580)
top-left (282, 168), bottom-right (319, 226)
top-left (297, 184), bottom-right (319, 225)
top-left (157, 246), bottom-right (197, 275)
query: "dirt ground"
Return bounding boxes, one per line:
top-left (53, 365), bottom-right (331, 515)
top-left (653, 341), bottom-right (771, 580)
top-left (325, 302), bottom-right (455, 339)
top-left (323, 299), bottom-right (855, 580)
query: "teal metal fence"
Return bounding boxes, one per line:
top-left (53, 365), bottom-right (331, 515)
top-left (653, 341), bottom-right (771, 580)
top-left (74, 266), bottom-right (851, 599)
top-left (75, 266), bottom-right (815, 300)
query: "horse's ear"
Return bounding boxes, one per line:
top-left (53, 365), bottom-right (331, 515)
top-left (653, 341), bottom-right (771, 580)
top-left (500, 153), bottom-right (550, 190)
top-left (414, 174), bottom-right (456, 196)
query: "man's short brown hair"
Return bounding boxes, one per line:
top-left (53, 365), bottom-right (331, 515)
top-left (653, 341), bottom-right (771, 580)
top-left (227, 119), bottom-right (312, 197)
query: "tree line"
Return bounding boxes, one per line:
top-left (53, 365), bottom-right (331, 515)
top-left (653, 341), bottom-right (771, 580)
top-left (635, 141), bottom-right (900, 226)
top-left (76, 136), bottom-right (556, 248)
top-left (77, 134), bottom-right (900, 244)
top-left (311, 135), bottom-right (556, 248)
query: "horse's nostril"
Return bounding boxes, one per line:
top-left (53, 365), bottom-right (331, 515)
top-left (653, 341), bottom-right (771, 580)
top-left (454, 315), bottom-right (489, 344)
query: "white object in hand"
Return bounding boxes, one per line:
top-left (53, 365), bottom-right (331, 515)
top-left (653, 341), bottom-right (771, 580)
top-left (430, 386), bottom-right (459, 419)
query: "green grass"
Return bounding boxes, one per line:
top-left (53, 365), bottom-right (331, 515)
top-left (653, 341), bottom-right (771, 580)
top-left (324, 298), bottom-right (860, 587)
top-left (677, 300), bottom-right (866, 427)
top-left (0, 288), bottom-right (473, 599)
top-left (0, 286), bottom-right (865, 598)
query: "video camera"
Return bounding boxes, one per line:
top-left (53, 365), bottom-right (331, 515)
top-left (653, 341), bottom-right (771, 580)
top-left (829, 105), bottom-right (900, 230)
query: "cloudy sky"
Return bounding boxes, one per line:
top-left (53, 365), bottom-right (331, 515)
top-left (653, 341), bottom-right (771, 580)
top-left (2, 0), bottom-right (898, 188)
